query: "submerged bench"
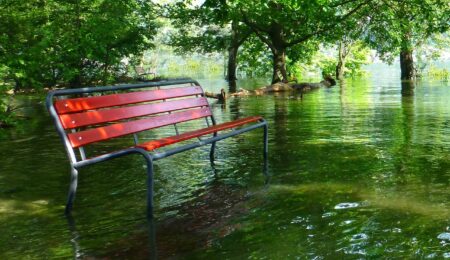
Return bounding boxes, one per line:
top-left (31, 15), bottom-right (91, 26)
top-left (46, 79), bottom-right (268, 216)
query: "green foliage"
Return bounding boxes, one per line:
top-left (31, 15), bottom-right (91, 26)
top-left (166, 0), bottom-right (231, 55)
top-left (237, 36), bottom-right (272, 78)
top-left (0, 0), bottom-right (158, 90)
top-left (415, 33), bottom-right (450, 77)
top-left (229, 0), bottom-right (374, 82)
top-left (365, 0), bottom-right (449, 62)
top-left (426, 66), bottom-right (449, 81)
top-left (343, 42), bottom-right (371, 77)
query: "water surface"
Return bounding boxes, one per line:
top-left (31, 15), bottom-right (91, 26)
top-left (0, 75), bottom-right (449, 259)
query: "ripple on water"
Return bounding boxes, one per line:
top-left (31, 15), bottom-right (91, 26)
top-left (350, 233), bottom-right (368, 241)
top-left (340, 220), bottom-right (354, 226)
top-left (322, 212), bottom-right (337, 218)
top-left (438, 233), bottom-right (450, 241)
top-left (291, 216), bottom-right (308, 224)
top-left (334, 202), bottom-right (360, 210)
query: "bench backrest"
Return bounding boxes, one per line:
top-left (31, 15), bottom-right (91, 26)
top-left (47, 79), bottom-right (214, 162)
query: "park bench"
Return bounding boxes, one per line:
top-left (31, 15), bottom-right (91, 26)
top-left (46, 79), bottom-right (268, 216)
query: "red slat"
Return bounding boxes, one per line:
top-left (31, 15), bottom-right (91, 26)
top-left (137, 116), bottom-right (263, 151)
top-left (55, 86), bottom-right (203, 114)
top-left (59, 97), bottom-right (209, 129)
top-left (68, 107), bottom-right (212, 148)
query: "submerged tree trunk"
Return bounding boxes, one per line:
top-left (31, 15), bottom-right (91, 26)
top-left (401, 80), bottom-right (415, 96)
top-left (227, 44), bottom-right (238, 82)
top-left (400, 49), bottom-right (415, 80)
top-left (271, 48), bottom-right (288, 84)
top-left (336, 42), bottom-right (346, 80)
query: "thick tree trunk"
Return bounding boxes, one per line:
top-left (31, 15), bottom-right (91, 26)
top-left (271, 48), bottom-right (288, 84)
top-left (227, 45), bottom-right (238, 82)
top-left (227, 21), bottom-right (240, 82)
top-left (226, 20), bottom-right (252, 93)
top-left (400, 49), bottom-right (415, 80)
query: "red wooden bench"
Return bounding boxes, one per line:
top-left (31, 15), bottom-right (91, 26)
top-left (46, 79), bottom-right (268, 216)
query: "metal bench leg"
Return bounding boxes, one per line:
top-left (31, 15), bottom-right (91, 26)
top-left (263, 123), bottom-right (269, 179)
top-left (263, 123), bottom-right (269, 160)
top-left (209, 131), bottom-right (218, 163)
top-left (209, 142), bottom-right (216, 163)
top-left (65, 167), bottom-right (79, 215)
top-left (146, 157), bottom-right (155, 218)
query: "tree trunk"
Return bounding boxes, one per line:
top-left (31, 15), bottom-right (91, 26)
top-left (400, 49), bottom-right (415, 80)
top-left (227, 44), bottom-right (238, 82)
top-left (13, 78), bottom-right (22, 93)
top-left (271, 48), bottom-right (288, 84)
top-left (336, 42), bottom-right (346, 80)
top-left (336, 60), bottom-right (345, 80)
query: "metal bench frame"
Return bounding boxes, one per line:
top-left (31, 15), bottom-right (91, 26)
top-left (46, 79), bottom-right (268, 217)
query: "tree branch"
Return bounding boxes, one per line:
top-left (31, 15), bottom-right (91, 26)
top-left (242, 13), bottom-right (274, 49)
top-left (286, 0), bottom-right (371, 47)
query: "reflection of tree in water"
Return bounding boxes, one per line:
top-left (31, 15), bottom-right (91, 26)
top-left (401, 81), bottom-right (415, 97)
top-left (395, 82), bottom-right (415, 179)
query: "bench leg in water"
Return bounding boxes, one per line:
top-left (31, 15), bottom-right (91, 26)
top-left (146, 158), bottom-right (155, 218)
top-left (263, 123), bottom-right (269, 181)
top-left (209, 141), bottom-right (216, 163)
top-left (263, 123), bottom-right (269, 160)
top-left (65, 167), bottom-right (79, 215)
top-left (210, 131), bottom-right (218, 163)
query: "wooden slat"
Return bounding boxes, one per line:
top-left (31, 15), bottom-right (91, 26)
top-left (137, 116), bottom-right (263, 151)
top-left (55, 86), bottom-right (204, 114)
top-left (68, 107), bottom-right (212, 148)
top-left (59, 97), bottom-right (209, 129)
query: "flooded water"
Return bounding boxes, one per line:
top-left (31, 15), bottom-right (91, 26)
top-left (0, 74), bottom-right (449, 259)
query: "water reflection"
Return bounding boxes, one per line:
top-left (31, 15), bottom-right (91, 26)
top-left (401, 80), bottom-right (415, 96)
top-left (66, 214), bottom-right (158, 260)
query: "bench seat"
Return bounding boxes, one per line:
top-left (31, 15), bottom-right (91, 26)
top-left (137, 116), bottom-right (262, 151)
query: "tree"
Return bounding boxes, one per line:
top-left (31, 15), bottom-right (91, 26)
top-left (166, 0), bottom-right (252, 87)
top-left (235, 0), bottom-right (372, 84)
top-left (365, 0), bottom-right (449, 80)
top-left (0, 1), bottom-right (49, 90)
top-left (0, 0), bottom-right (158, 90)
